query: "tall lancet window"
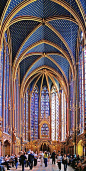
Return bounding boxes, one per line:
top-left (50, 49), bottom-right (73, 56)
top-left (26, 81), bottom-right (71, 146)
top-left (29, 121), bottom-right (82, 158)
top-left (0, 44), bottom-right (4, 122)
top-left (84, 48), bottom-right (86, 130)
top-left (79, 42), bottom-right (84, 133)
top-left (51, 86), bottom-right (59, 141)
top-left (6, 44), bottom-right (9, 133)
top-left (31, 86), bottom-right (39, 140)
top-left (24, 94), bottom-right (25, 140)
top-left (41, 86), bottom-right (49, 119)
top-left (26, 90), bottom-right (29, 140)
top-left (4, 42), bottom-right (7, 132)
top-left (23, 90), bottom-right (29, 141)
top-left (61, 90), bottom-right (66, 141)
top-left (3, 33), bottom-right (9, 133)
top-left (70, 74), bottom-right (74, 133)
top-left (16, 73), bottom-right (19, 136)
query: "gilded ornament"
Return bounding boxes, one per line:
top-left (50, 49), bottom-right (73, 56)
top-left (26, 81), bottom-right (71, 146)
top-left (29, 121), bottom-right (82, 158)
top-left (0, 131), bottom-right (2, 138)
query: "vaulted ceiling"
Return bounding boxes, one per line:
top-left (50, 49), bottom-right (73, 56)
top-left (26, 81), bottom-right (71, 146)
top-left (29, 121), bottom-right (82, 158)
top-left (1, 0), bottom-right (85, 93)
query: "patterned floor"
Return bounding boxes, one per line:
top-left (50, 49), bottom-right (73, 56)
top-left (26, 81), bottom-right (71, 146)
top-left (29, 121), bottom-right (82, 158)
top-left (6, 159), bottom-right (74, 171)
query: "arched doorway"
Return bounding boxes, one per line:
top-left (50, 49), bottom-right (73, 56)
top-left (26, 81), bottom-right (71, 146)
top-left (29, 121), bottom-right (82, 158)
top-left (4, 140), bottom-right (10, 156)
top-left (40, 143), bottom-right (50, 152)
top-left (39, 140), bottom-right (51, 153)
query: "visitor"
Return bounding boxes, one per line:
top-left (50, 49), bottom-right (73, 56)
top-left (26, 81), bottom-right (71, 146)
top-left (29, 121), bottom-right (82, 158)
top-left (38, 151), bottom-right (44, 166)
top-left (15, 154), bottom-right (18, 169)
top-left (51, 150), bottom-right (56, 164)
top-left (63, 154), bottom-right (69, 171)
top-left (57, 153), bottom-right (62, 171)
top-left (44, 151), bottom-right (48, 167)
top-left (34, 151), bottom-right (38, 166)
top-left (81, 157), bottom-right (86, 170)
top-left (25, 152), bottom-right (28, 167)
top-left (76, 155), bottom-right (80, 163)
top-left (20, 152), bottom-right (27, 171)
top-left (10, 154), bottom-right (15, 167)
top-left (1, 156), bottom-right (10, 170)
top-left (0, 165), bottom-right (5, 171)
top-left (74, 162), bottom-right (78, 171)
top-left (28, 151), bottom-right (34, 170)
top-left (76, 161), bottom-right (82, 171)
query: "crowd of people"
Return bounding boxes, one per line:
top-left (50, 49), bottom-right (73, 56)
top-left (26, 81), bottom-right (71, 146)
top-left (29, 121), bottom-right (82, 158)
top-left (0, 150), bottom-right (86, 171)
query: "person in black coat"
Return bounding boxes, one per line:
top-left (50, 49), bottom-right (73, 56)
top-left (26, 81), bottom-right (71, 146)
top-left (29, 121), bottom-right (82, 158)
top-left (0, 165), bottom-right (5, 171)
top-left (51, 150), bottom-right (56, 164)
top-left (15, 154), bottom-right (18, 169)
top-left (63, 154), bottom-right (69, 171)
top-left (20, 152), bottom-right (27, 171)
top-left (28, 151), bottom-right (34, 170)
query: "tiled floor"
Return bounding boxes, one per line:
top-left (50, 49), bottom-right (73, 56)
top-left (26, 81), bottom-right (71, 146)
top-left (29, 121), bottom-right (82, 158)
top-left (6, 159), bottom-right (74, 171)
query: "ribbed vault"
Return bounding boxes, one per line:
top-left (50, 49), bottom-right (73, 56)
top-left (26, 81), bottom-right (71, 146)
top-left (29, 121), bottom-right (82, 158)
top-left (1, 0), bottom-right (85, 106)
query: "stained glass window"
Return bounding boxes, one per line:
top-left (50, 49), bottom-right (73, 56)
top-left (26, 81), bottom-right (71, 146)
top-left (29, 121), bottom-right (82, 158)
top-left (6, 45), bottom-right (9, 133)
top-left (31, 86), bottom-right (39, 140)
top-left (56, 93), bottom-right (59, 141)
top-left (4, 44), bottom-right (7, 132)
top-left (70, 74), bottom-right (74, 133)
top-left (26, 90), bottom-right (28, 140)
top-left (23, 89), bottom-right (29, 141)
top-left (2, 33), bottom-right (10, 133)
top-left (14, 81), bottom-right (16, 131)
top-left (21, 98), bottom-right (23, 135)
top-left (24, 94), bottom-right (25, 140)
top-left (41, 123), bottom-right (49, 138)
top-left (61, 90), bottom-right (66, 141)
top-left (79, 43), bottom-right (84, 133)
top-left (0, 44), bottom-right (4, 123)
top-left (51, 89), bottom-right (55, 140)
top-left (51, 87), bottom-right (59, 141)
top-left (13, 69), bottom-right (20, 137)
top-left (84, 47), bottom-right (86, 129)
top-left (41, 86), bottom-right (49, 118)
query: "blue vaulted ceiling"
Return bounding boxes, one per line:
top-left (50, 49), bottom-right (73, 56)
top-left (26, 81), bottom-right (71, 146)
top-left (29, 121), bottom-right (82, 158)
top-left (20, 55), bottom-right (41, 84)
top-left (80, 0), bottom-right (86, 14)
top-left (24, 56), bottom-right (66, 82)
top-left (2, 0), bottom-right (24, 22)
top-left (2, 0), bottom-right (85, 22)
top-left (0, 0), bottom-right (7, 18)
top-left (50, 55), bottom-right (69, 79)
top-left (1, 0), bottom-right (85, 88)
top-left (49, 20), bottom-right (79, 61)
top-left (27, 43), bottom-right (60, 54)
top-left (17, 25), bottom-right (70, 59)
top-left (12, 0), bottom-right (73, 20)
top-left (10, 20), bottom-right (39, 62)
top-left (64, 0), bottom-right (84, 23)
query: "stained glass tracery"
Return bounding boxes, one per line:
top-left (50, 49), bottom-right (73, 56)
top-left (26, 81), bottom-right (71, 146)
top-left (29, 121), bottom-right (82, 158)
top-left (3, 34), bottom-right (10, 133)
top-left (79, 41), bottom-right (84, 133)
top-left (41, 86), bottom-right (49, 119)
top-left (41, 123), bottom-right (49, 138)
top-left (0, 45), bottom-right (4, 126)
top-left (31, 86), bottom-right (39, 140)
top-left (51, 86), bottom-right (59, 141)
top-left (61, 90), bottom-right (66, 141)
top-left (84, 48), bottom-right (86, 129)
top-left (70, 74), bottom-right (74, 133)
